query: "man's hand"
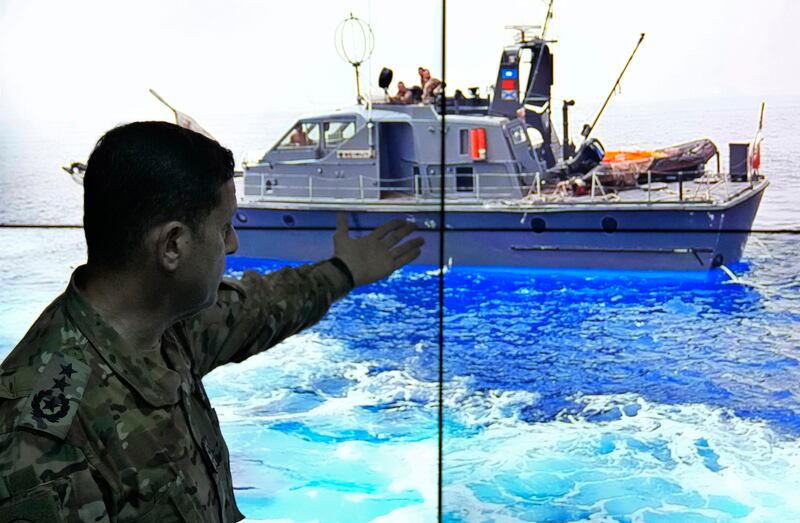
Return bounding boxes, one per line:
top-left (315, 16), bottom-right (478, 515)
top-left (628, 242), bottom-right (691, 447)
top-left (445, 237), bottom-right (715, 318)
top-left (333, 213), bottom-right (424, 287)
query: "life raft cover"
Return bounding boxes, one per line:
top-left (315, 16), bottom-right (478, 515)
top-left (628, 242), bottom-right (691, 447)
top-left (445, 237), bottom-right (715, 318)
top-left (586, 138), bottom-right (718, 187)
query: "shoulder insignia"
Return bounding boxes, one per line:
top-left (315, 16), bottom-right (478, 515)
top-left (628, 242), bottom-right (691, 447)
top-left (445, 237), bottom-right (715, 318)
top-left (17, 351), bottom-right (90, 439)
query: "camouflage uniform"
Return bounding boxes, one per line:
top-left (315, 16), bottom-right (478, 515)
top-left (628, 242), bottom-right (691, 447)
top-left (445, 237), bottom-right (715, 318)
top-left (0, 261), bottom-right (351, 522)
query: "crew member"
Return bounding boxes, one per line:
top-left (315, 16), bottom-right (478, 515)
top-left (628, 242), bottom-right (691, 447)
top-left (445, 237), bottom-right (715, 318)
top-left (289, 123), bottom-right (314, 146)
top-left (389, 81), bottom-right (413, 104)
top-left (418, 67), bottom-right (442, 104)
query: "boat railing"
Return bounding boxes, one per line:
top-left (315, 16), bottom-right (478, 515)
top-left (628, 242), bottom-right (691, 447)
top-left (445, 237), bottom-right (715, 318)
top-left (588, 153), bottom-right (737, 205)
top-left (590, 173), bottom-right (607, 200)
top-left (244, 167), bottom-right (757, 205)
top-left (247, 172), bottom-right (538, 201)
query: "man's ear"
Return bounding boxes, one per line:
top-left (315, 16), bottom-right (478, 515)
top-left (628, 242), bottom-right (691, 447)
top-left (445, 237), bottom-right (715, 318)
top-left (150, 221), bottom-right (192, 272)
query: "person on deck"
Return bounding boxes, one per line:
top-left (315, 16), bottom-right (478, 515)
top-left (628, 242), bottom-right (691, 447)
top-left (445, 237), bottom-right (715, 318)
top-left (418, 67), bottom-right (442, 104)
top-left (0, 121), bottom-right (423, 522)
top-left (389, 81), bottom-right (413, 104)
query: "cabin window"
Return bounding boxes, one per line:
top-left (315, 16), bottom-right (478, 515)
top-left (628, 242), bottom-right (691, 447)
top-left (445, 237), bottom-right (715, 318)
top-left (323, 120), bottom-right (356, 149)
top-left (459, 129), bottom-right (469, 155)
top-left (456, 166), bottom-right (474, 192)
top-left (277, 121), bottom-right (319, 148)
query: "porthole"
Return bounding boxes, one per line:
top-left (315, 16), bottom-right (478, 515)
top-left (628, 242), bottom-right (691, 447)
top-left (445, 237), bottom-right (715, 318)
top-left (282, 214), bottom-right (296, 227)
top-left (235, 212), bottom-right (248, 223)
top-left (601, 216), bottom-right (618, 233)
top-left (530, 218), bottom-right (546, 233)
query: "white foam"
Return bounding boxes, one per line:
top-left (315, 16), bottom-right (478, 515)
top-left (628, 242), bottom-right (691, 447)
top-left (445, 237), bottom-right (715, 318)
top-left (444, 393), bottom-right (800, 521)
top-left (209, 336), bottom-right (800, 521)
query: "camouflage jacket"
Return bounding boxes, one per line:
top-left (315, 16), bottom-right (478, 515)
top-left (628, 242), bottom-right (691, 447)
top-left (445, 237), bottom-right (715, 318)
top-left (0, 261), bottom-right (351, 523)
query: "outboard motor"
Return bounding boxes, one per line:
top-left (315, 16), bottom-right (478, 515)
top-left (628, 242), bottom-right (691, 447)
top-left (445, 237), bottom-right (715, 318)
top-left (546, 138), bottom-right (605, 180)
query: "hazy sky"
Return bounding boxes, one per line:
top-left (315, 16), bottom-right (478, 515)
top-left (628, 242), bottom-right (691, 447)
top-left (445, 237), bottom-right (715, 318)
top-left (0, 0), bottom-right (796, 124)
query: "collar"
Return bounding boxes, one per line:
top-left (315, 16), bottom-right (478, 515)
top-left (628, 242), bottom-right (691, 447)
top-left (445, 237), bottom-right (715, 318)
top-left (63, 266), bottom-right (181, 407)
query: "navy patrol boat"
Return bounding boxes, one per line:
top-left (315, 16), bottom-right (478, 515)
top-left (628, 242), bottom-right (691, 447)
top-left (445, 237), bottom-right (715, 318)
top-left (234, 27), bottom-right (767, 271)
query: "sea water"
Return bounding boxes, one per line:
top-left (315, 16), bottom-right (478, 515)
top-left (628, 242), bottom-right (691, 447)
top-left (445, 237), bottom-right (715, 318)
top-left (1, 97), bottom-right (799, 522)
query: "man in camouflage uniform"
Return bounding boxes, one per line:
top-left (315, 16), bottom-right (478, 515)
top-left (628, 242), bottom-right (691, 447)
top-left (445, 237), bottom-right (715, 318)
top-left (0, 122), bottom-right (422, 522)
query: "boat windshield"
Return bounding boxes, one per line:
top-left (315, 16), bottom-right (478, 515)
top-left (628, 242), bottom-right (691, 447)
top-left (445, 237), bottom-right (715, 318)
top-left (276, 121), bottom-right (320, 149)
top-left (323, 120), bottom-right (356, 149)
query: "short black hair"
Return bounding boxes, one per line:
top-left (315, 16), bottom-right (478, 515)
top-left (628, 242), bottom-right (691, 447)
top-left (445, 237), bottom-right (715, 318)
top-left (83, 121), bottom-right (234, 268)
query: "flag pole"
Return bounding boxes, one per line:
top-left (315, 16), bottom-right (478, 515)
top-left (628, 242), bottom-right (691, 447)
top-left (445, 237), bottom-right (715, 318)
top-left (148, 88), bottom-right (216, 141)
top-left (148, 89), bottom-right (177, 115)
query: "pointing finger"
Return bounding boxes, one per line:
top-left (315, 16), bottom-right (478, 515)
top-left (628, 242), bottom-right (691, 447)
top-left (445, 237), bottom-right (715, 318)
top-left (391, 237), bottom-right (425, 259)
top-left (393, 244), bottom-right (423, 268)
top-left (381, 221), bottom-right (418, 245)
top-left (371, 219), bottom-right (407, 240)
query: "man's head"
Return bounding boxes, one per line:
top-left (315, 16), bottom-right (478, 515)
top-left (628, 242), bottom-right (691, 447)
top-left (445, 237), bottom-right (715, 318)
top-left (83, 121), bottom-right (238, 311)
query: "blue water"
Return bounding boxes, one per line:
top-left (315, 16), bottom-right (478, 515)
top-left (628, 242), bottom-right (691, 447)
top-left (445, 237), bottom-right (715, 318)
top-left (2, 98), bottom-right (799, 522)
top-left (206, 251), bottom-right (800, 522)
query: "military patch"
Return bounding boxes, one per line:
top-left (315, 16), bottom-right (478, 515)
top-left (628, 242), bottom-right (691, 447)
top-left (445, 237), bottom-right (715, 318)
top-left (18, 352), bottom-right (90, 440)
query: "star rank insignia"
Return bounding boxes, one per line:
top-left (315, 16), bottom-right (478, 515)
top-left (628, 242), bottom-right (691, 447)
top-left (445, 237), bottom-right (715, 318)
top-left (19, 352), bottom-right (91, 439)
top-left (60, 363), bottom-right (77, 378)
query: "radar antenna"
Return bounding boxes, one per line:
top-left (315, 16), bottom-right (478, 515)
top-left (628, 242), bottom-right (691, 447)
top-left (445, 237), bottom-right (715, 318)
top-left (335, 13), bottom-right (375, 105)
top-left (505, 25), bottom-right (542, 44)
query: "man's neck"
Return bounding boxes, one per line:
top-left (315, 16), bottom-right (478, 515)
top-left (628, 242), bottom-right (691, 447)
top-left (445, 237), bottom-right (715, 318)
top-left (78, 264), bottom-right (176, 352)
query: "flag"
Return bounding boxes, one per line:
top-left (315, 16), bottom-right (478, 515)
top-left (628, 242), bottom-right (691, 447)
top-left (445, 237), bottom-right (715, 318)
top-left (149, 89), bottom-right (216, 141)
top-left (749, 102), bottom-right (765, 175)
top-left (750, 128), bottom-right (763, 174)
top-left (174, 110), bottom-right (216, 141)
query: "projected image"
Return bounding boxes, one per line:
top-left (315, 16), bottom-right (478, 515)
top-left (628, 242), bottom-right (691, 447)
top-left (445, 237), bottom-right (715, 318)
top-left (1, 0), bottom-right (799, 522)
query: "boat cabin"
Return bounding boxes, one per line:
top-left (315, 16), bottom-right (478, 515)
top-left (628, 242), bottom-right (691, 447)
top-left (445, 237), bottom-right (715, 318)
top-left (242, 28), bottom-right (565, 203)
top-left (243, 104), bottom-right (544, 202)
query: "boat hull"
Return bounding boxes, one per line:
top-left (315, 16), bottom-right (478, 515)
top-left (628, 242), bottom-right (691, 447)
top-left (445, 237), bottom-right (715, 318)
top-left (231, 184), bottom-right (766, 271)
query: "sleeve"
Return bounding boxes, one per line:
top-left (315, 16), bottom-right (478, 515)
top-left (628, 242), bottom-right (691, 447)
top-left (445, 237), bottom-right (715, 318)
top-left (0, 430), bottom-right (110, 523)
top-left (182, 259), bottom-right (353, 376)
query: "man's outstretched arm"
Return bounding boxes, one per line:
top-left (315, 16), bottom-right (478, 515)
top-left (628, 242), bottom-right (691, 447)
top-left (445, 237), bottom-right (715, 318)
top-left (184, 215), bottom-right (423, 375)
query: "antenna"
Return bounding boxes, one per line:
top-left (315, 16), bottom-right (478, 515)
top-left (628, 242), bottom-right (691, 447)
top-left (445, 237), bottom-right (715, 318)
top-left (505, 25), bottom-right (542, 44)
top-left (335, 13), bottom-right (375, 105)
top-left (540, 0), bottom-right (554, 39)
top-left (523, 0), bottom-right (555, 106)
top-left (581, 33), bottom-right (646, 141)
